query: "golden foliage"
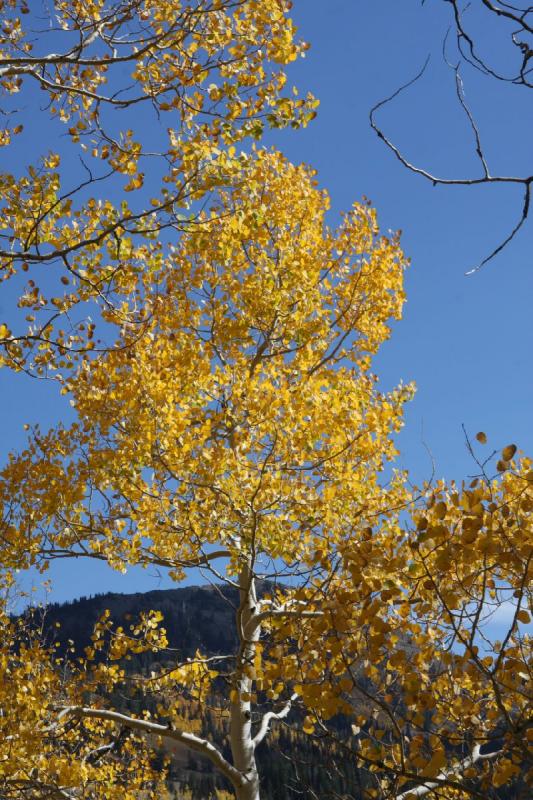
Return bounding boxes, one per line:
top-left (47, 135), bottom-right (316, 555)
top-left (0, 4), bottom-right (530, 799)
top-left (0, 599), bottom-right (169, 799)
top-left (0, 0), bottom-right (317, 373)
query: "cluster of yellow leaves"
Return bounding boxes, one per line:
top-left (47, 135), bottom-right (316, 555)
top-left (263, 446), bottom-right (532, 796)
top-left (0, 0), bottom-right (317, 373)
top-left (84, 608), bottom-right (169, 664)
top-left (0, 600), bottom-right (168, 800)
top-left (0, 149), bottom-right (410, 584)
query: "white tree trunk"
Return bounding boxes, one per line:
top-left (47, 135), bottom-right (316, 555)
top-left (58, 561), bottom-right (297, 800)
top-left (234, 775), bottom-right (261, 800)
top-left (229, 564), bottom-right (261, 800)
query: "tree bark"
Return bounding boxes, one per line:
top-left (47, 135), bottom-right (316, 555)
top-left (229, 563), bottom-right (261, 800)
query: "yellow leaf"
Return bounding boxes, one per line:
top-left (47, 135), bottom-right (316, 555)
top-left (302, 716), bottom-right (315, 734)
top-left (502, 444), bottom-right (517, 461)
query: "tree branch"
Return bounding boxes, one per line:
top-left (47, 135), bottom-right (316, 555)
top-left (395, 744), bottom-right (502, 800)
top-left (245, 600), bottom-right (323, 637)
top-left (38, 546), bottom-right (230, 571)
top-left (252, 693), bottom-right (298, 747)
top-left (370, 52), bottom-right (532, 272)
top-left (56, 706), bottom-right (244, 788)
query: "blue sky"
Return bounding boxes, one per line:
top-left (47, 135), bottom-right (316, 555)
top-left (281, 0), bottom-right (532, 480)
top-left (2, 0), bottom-right (532, 605)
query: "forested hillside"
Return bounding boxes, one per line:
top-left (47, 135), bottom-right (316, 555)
top-left (21, 587), bottom-right (529, 800)
top-left (40, 585), bottom-right (241, 661)
top-left (27, 586), bottom-right (360, 799)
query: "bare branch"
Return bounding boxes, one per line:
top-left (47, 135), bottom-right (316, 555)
top-left (465, 180), bottom-right (531, 273)
top-left (371, 2), bottom-right (533, 271)
top-left (252, 692), bottom-right (298, 748)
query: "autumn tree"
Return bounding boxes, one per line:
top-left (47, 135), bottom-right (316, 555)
top-left (3, 143), bottom-right (530, 799)
top-left (1, 148), bottom-right (413, 799)
top-left (0, 3), bottom-right (531, 800)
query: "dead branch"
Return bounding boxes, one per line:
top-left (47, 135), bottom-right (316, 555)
top-left (371, 1), bottom-right (532, 272)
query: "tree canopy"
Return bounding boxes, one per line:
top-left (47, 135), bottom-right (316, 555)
top-left (0, 0), bottom-right (317, 372)
top-left (0, 3), bottom-right (531, 800)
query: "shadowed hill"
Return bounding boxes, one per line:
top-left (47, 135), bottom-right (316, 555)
top-left (37, 584), bottom-right (242, 659)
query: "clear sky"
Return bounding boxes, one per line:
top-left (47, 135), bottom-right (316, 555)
top-left (2, 0), bottom-right (532, 605)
